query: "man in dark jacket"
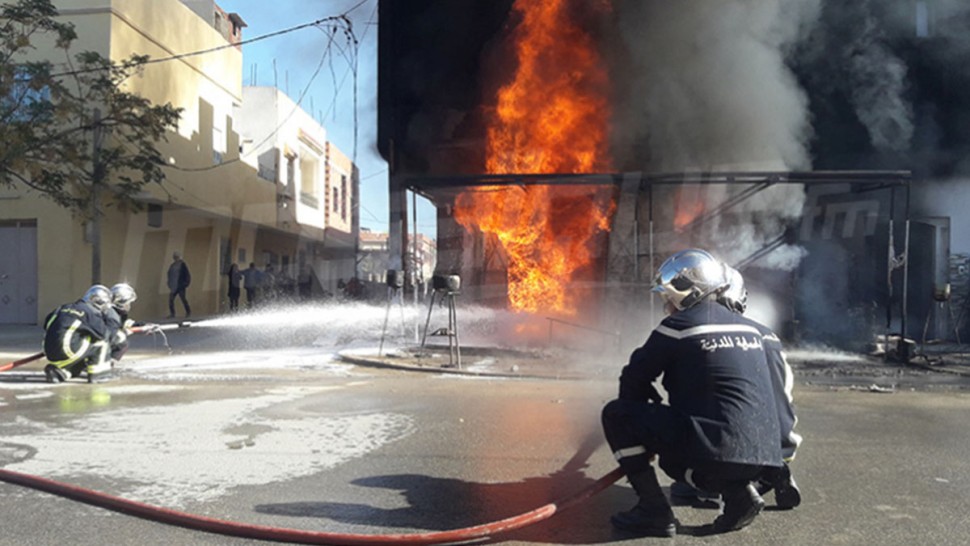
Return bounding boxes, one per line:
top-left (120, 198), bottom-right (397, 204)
top-left (719, 264), bottom-right (802, 507)
top-left (43, 285), bottom-right (116, 384)
top-left (601, 249), bottom-right (782, 537)
top-left (671, 263), bottom-right (803, 509)
top-left (167, 251), bottom-right (191, 318)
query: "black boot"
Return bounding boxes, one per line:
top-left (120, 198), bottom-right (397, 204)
top-left (769, 463), bottom-right (801, 509)
top-left (611, 470), bottom-right (677, 537)
top-left (713, 482), bottom-right (764, 532)
top-left (44, 364), bottom-right (69, 383)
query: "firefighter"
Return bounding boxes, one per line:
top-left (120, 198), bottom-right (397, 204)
top-left (43, 285), bottom-right (116, 384)
top-left (601, 249), bottom-right (782, 537)
top-left (671, 264), bottom-right (804, 509)
top-left (105, 282), bottom-right (141, 363)
top-left (718, 264), bottom-right (802, 508)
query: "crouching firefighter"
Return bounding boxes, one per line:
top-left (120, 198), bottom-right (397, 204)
top-left (43, 285), bottom-right (118, 384)
top-left (601, 249), bottom-right (782, 537)
top-left (670, 264), bottom-right (804, 510)
top-left (105, 282), bottom-right (141, 362)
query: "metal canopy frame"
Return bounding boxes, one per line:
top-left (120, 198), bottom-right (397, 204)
top-left (394, 170), bottom-right (914, 358)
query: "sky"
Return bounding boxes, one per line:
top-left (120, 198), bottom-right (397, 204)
top-left (217, 0), bottom-right (437, 237)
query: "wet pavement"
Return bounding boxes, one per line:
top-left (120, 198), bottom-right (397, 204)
top-left (1, 307), bottom-right (969, 545)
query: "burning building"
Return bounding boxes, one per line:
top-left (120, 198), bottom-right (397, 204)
top-left (378, 0), bottom-right (970, 354)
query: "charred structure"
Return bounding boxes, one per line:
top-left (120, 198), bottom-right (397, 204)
top-left (378, 0), bottom-right (970, 353)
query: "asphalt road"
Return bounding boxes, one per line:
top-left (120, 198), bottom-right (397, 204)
top-left (1, 310), bottom-right (969, 545)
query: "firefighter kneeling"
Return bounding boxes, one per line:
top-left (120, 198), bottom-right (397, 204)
top-left (43, 285), bottom-right (119, 384)
top-left (601, 249), bottom-right (784, 537)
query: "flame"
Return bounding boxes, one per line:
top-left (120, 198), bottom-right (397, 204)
top-left (673, 187), bottom-right (706, 230)
top-left (454, 0), bottom-right (615, 316)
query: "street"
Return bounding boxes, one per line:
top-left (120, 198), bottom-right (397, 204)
top-left (1, 305), bottom-right (969, 545)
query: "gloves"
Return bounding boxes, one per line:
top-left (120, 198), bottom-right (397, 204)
top-left (112, 329), bottom-right (128, 346)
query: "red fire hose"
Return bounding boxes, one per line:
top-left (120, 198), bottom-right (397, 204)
top-left (0, 323), bottom-right (185, 374)
top-left (0, 351), bottom-right (44, 373)
top-left (0, 467), bottom-right (624, 545)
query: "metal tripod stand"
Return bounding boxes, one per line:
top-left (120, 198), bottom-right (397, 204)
top-left (421, 275), bottom-right (462, 368)
top-left (379, 270), bottom-right (406, 356)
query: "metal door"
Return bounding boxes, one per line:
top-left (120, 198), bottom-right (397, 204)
top-left (0, 220), bottom-right (39, 324)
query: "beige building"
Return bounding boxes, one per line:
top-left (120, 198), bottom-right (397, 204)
top-left (0, 0), bottom-right (358, 323)
top-left (358, 229), bottom-right (436, 293)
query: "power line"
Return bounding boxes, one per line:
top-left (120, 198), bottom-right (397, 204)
top-left (166, 16), bottom-right (358, 173)
top-left (50, 14), bottom-right (353, 78)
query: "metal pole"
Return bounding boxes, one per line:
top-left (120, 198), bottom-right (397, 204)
top-left (91, 109), bottom-right (103, 284)
top-left (886, 187), bottom-right (895, 363)
top-left (901, 183), bottom-right (911, 361)
top-left (412, 190), bottom-right (420, 342)
top-left (648, 182), bottom-right (655, 319)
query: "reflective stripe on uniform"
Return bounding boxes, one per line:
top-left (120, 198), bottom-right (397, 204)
top-left (655, 323), bottom-right (763, 340)
top-left (613, 445), bottom-right (648, 461)
top-left (48, 319), bottom-right (89, 368)
top-left (85, 340), bottom-right (111, 375)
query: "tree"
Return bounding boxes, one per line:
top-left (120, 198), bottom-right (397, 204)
top-left (1, 0), bottom-right (182, 281)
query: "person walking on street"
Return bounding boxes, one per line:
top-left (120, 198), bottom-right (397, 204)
top-left (241, 262), bottom-right (262, 308)
top-left (262, 263), bottom-right (277, 302)
top-left (167, 251), bottom-right (191, 318)
top-left (600, 249), bottom-right (782, 537)
top-left (227, 263), bottom-right (242, 311)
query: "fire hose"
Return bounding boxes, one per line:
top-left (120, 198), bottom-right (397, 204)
top-left (0, 466), bottom-right (624, 545)
top-left (1, 320), bottom-right (627, 542)
top-left (0, 322), bottom-right (193, 374)
top-left (0, 351), bottom-right (44, 373)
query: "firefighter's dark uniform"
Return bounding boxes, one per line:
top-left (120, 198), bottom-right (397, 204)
top-left (602, 299), bottom-right (782, 494)
top-left (104, 306), bottom-right (134, 361)
top-left (759, 328), bottom-right (800, 462)
top-left (43, 300), bottom-right (111, 378)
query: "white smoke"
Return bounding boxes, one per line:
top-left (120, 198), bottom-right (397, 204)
top-left (608, 0), bottom-right (821, 271)
top-left (610, 0), bottom-right (821, 172)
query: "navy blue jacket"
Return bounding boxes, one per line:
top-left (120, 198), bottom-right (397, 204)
top-left (43, 300), bottom-right (109, 361)
top-left (757, 326), bottom-right (801, 461)
top-left (619, 300), bottom-right (782, 467)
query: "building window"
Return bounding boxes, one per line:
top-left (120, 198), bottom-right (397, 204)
top-left (299, 152), bottom-right (320, 208)
top-left (333, 188), bottom-right (339, 213)
top-left (286, 154), bottom-right (296, 186)
top-left (341, 174), bottom-right (348, 221)
top-left (147, 204), bottom-right (162, 227)
top-left (3, 67), bottom-right (51, 122)
top-left (212, 125), bottom-right (224, 164)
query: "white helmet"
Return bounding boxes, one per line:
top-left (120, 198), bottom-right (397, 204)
top-left (83, 284), bottom-right (112, 313)
top-left (719, 264), bottom-right (748, 314)
top-left (652, 249), bottom-right (727, 311)
top-left (110, 283), bottom-right (137, 313)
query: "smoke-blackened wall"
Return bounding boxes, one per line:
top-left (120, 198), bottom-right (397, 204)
top-left (794, 0), bottom-right (970, 176)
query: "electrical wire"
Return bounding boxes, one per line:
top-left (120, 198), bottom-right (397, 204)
top-left (49, 14), bottom-right (354, 78)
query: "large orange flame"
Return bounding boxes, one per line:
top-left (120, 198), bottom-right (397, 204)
top-left (453, 0), bottom-right (615, 316)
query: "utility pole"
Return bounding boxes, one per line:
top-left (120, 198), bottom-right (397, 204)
top-left (91, 108), bottom-right (104, 284)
